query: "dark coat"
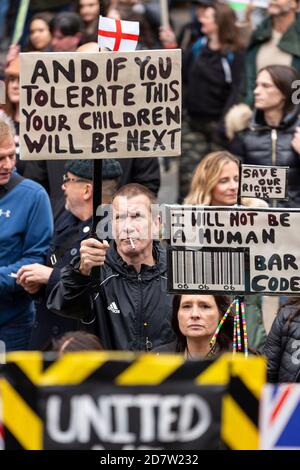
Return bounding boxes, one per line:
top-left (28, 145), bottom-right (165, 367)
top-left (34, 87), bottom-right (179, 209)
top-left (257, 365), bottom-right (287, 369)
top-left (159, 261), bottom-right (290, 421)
top-left (231, 106), bottom-right (300, 207)
top-left (244, 14), bottom-right (300, 106)
top-left (183, 40), bottom-right (245, 124)
top-left (263, 305), bottom-right (300, 383)
top-left (29, 210), bottom-right (92, 350)
top-left (47, 241), bottom-right (175, 351)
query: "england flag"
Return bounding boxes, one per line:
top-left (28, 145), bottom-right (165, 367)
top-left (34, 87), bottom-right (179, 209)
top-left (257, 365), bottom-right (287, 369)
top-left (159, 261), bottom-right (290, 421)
top-left (98, 16), bottom-right (139, 52)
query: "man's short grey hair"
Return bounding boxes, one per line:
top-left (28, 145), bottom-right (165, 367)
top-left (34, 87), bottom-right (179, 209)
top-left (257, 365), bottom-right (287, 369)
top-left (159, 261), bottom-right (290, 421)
top-left (0, 111), bottom-right (16, 140)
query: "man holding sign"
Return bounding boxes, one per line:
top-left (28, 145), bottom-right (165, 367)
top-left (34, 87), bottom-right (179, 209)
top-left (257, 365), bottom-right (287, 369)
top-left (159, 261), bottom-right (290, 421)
top-left (47, 183), bottom-right (175, 351)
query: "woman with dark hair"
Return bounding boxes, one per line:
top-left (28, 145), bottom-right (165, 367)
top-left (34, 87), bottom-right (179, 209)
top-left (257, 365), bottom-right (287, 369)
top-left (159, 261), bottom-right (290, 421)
top-left (178, 2), bottom-right (245, 201)
top-left (76, 0), bottom-right (101, 43)
top-left (264, 298), bottom-right (300, 382)
top-left (26, 12), bottom-right (54, 52)
top-left (228, 64), bottom-right (300, 207)
top-left (155, 294), bottom-right (234, 357)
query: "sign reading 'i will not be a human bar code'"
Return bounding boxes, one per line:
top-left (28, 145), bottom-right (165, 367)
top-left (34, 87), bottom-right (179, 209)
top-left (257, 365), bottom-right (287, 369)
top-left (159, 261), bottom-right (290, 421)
top-left (166, 205), bottom-right (300, 295)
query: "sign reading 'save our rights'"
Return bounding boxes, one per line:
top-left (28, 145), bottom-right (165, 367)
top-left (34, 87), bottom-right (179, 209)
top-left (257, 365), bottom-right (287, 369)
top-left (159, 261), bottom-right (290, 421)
top-left (240, 164), bottom-right (288, 201)
top-left (19, 50), bottom-right (181, 160)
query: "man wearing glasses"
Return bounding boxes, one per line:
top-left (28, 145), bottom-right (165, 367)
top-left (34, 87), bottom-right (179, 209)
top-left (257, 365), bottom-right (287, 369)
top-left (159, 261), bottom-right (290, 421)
top-left (17, 158), bottom-right (122, 350)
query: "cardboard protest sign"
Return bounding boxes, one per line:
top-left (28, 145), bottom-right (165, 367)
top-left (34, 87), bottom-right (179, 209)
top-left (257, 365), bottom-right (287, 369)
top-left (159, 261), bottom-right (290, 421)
top-left (260, 384), bottom-right (300, 450)
top-left (240, 164), bottom-right (288, 201)
top-left (20, 50), bottom-right (181, 160)
top-left (166, 205), bottom-right (300, 295)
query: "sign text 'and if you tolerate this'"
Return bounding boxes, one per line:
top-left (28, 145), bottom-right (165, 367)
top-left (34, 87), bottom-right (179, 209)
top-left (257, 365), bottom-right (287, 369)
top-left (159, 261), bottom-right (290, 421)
top-left (20, 50), bottom-right (181, 160)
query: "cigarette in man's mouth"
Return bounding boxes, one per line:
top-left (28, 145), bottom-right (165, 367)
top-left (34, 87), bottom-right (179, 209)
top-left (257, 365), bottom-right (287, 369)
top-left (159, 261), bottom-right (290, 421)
top-left (9, 273), bottom-right (17, 278)
top-left (129, 237), bottom-right (135, 249)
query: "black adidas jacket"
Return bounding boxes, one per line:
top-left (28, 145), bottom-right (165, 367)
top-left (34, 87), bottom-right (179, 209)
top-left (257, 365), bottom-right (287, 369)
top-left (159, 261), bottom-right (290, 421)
top-left (47, 241), bottom-right (174, 351)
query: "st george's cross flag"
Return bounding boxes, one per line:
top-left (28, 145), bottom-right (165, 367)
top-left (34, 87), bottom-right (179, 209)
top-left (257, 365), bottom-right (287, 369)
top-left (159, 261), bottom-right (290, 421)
top-left (98, 16), bottom-right (139, 52)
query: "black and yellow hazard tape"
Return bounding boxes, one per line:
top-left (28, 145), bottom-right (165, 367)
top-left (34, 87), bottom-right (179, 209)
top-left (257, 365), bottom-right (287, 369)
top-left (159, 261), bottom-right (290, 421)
top-left (0, 352), bottom-right (265, 450)
top-left (222, 355), bottom-right (266, 450)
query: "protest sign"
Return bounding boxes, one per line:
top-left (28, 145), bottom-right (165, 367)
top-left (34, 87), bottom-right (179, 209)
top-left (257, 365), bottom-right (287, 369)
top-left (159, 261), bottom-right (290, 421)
top-left (166, 205), bottom-right (300, 295)
top-left (1, 352), bottom-right (265, 450)
top-left (240, 164), bottom-right (288, 201)
top-left (20, 50), bottom-right (181, 160)
top-left (41, 383), bottom-right (223, 450)
top-left (260, 384), bottom-right (300, 450)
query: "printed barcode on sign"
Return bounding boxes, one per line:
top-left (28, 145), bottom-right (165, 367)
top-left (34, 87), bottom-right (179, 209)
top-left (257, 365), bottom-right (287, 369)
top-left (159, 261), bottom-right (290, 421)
top-left (171, 248), bottom-right (247, 292)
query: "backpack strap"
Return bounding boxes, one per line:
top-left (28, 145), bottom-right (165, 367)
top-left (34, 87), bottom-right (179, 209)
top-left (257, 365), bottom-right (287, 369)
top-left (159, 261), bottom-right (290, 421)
top-left (192, 38), bottom-right (235, 83)
top-left (0, 173), bottom-right (24, 199)
top-left (191, 36), bottom-right (208, 58)
top-left (221, 57), bottom-right (233, 83)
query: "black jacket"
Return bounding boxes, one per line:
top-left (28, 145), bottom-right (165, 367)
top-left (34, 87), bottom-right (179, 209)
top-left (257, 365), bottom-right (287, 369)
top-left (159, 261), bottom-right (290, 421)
top-left (47, 241), bottom-right (174, 351)
top-left (30, 211), bottom-right (92, 349)
top-left (231, 106), bottom-right (300, 207)
top-left (184, 41), bottom-right (245, 123)
top-left (263, 305), bottom-right (300, 383)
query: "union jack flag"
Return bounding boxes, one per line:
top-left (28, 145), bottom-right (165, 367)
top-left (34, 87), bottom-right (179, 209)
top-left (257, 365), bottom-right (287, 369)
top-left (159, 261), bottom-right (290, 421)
top-left (260, 384), bottom-right (300, 449)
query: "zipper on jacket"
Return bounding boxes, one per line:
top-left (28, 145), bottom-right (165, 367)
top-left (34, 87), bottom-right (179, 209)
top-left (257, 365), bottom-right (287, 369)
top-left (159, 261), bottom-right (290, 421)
top-left (271, 129), bottom-right (278, 207)
top-left (271, 129), bottom-right (277, 166)
top-left (137, 273), bottom-right (144, 350)
top-left (145, 337), bottom-right (153, 351)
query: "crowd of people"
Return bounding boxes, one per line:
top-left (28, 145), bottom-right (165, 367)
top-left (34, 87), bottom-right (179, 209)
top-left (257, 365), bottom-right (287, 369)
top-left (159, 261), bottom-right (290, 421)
top-left (1, 0), bottom-right (300, 384)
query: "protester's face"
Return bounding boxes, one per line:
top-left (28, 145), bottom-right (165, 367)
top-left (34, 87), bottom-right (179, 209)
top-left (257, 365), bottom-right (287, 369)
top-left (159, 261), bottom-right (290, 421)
top-left (61, 171), bottom-right (90, 213)
top-left (0, 134), bottom-right (16, 186)
top-left (7, 75), bottom-right (19, 104)
top-left (51, 29), bottom-right (80, 52)
top-left (211, 161), bottom-right (239, 206)
top-left (30, 18), bottom-right (52, 50)
top-left (200, 7), bottom-right (218, 36)
top-left (254, 70), bottom-right (285, 113)
top-left (112, 194), bottom-right (157, 258)
top-left (178, 295), bottom-right (220, 341)
top-left (268, 0), bottom-right (297, 16)
top-left (79, 0), bottom-right (100, 23)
